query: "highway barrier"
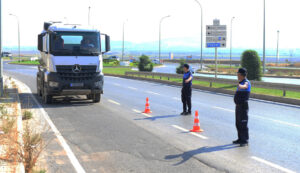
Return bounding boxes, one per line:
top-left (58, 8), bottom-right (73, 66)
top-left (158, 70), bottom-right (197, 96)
top-left (125, 71), bottom-right (300, 97)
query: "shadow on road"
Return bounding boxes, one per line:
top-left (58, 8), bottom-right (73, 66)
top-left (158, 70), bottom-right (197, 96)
top-left (19, 93), bottom-right (95, 109)
top-left (165, 144), bottom-right (239, 165)
top-left (134, 114), bottom-right (179, 121)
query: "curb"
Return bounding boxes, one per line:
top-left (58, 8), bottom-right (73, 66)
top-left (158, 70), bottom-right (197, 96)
top-left (105, 74), bottom-right (300, 106)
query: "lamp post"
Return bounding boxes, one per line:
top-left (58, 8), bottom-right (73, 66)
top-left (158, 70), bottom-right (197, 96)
top-left (276, 30), bottom-right (280, 66)
top-left (9, 13), bottom-right (21, 62)
top-left (122, 20), bottom-right (128, 61)
top-left (194, 0), bottom-right (203, 70)
top-left (88, 6), bottom-right (91, 25)
top-left (263, 0), bottom-right (266, 74)
top-left (230, 17), bottom-right (235, 68)
top-left (159, 15), bottom-right (170, 63)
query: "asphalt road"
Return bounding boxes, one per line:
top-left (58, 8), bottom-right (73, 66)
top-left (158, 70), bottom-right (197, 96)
top-left (3, 62), bottom-right (300, 173)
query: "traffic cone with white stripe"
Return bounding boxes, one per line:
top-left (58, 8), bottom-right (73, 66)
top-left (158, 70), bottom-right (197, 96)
top-left (190, 111), bottom-right (204, 132)
top-left (143, 97), bottom-right (152, 114)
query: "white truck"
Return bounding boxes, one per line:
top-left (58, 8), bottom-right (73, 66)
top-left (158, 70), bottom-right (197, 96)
top-left (37, 22), bottom-right (110, 104)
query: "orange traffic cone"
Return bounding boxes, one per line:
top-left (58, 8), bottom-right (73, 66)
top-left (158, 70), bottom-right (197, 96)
top-left (190, 111), bottom-right (204, 132)
top-left (143, 97), bottom-right (152, 113)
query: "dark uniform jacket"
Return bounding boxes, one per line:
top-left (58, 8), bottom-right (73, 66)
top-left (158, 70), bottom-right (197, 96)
top-left (234, 79), bottom-right (251, 105)
top-left (182, 71), bottom-right (193, 88)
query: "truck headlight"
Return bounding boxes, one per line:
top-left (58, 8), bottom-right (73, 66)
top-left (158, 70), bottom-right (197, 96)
top-left (49, 81), bottom-right (59, 87)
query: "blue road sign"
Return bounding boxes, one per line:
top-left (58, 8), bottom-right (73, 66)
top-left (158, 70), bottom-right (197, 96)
top-left (207, 43), bottom-right (221, 48)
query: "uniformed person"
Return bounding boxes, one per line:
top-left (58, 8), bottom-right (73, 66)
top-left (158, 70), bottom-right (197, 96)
top-left (181, 64), bottom-right (193, 116)
top-left (233, 68), bottom-right (251, 147)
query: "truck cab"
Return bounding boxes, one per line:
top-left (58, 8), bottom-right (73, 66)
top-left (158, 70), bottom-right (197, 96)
top-left (37, 22), bottom-right (110, 103)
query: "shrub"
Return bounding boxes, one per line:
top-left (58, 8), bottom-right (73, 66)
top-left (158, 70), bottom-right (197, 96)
top-left (23, 111), bottom-right (33, 120)
top-left (241, 50), bottom-right (262, 81)
top-left (176, 59), bottom-right (186, 74)
top-left (138, 55), bottom-right (153, 72)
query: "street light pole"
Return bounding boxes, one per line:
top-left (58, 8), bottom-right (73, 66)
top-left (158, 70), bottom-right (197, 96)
top-left (159, 15), bottom-right (170, 63)
top-left (9, 13), bottom-right (20, 62)
top-left (263, 0), bottom-right (266, 74)
top-left (194, 0), bottom-right (203, 71)
top-left (230, 17), bottom-right (235, 68)
top-left (122, 20), bottom-right (128, 61)
top-left (276, 30), bottom-right (280, 66)
top-left (0, 0), bottom-right (3, 96)
top-left (88, 6), bottom-right (91, 25)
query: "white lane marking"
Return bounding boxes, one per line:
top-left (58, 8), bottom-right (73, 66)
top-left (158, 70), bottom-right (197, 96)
top-left (113, 83), bottom-right (120, 86)
top-left (172, 125), bottom-right (208, 139)
top-left (14, 79), bottom-right (86, 173)
top-left (251, 156), bottom-right (296, 173)
top-left (212, 106), bottom-right (300, 128)
top-left (132, 109), bottom-right (152, 117)
top-left (132, 109), bottom-right (140, 113)
top-left (213, 106), bottom-right (234, 113)
top-left (146, 91), bottom-right (160, 95)
top-left (108, 99), bottom-right (121, 105)
top-left (251, 115), bottom-right (300, 128)
top-left (128, 86), bottom-right (138, 90)
top-left (172, 97), bottom-right (181, 101)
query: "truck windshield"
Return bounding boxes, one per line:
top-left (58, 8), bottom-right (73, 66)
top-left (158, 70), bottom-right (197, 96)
top-left (50, 31), bottom-right (100, 56)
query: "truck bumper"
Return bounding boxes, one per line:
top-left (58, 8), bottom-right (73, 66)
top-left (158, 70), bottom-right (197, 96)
top-left (44, 72), bottom-right (104, 96)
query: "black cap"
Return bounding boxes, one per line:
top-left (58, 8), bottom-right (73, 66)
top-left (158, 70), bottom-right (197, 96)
top-left (183, 64), bottom-right (190, 69)
top-left (237, 68), bottom-right (247, 76)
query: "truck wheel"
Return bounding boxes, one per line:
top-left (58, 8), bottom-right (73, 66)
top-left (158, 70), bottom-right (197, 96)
top-left (93, 94), bottom-right (101, 103)
top-left (36, 77), bottom-right (42, 97)
top-left (42, 89), bottom-right (52, 104)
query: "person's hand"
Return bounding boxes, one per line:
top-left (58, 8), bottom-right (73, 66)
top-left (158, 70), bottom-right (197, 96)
top-left (185, 80), bottom-right (189, 83)
top-left (237, 84), bottom-right (241, 90)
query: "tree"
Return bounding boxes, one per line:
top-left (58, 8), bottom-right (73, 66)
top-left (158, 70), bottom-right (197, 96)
top-left (241, 50), bottom-right (262, 81)
top-left (176, 59), bottom-right (186, 74)
top-left (138, 55), bottom-right (153, 72)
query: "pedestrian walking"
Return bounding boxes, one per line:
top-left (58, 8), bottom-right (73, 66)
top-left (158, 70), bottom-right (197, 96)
top-left (181, 64), bottom-right (193, 116)
top-left (233, 68), bottom-right (251, 147)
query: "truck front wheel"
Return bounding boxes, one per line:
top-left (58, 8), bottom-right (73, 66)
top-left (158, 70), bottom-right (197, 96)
top-left (42, 88), bottom-right (52, 104)
top-left (92, 93), bottom-right (101, 103)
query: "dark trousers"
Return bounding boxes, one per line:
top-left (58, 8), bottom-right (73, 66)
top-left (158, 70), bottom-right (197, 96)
top-left (235, 103), bottom-right (249, 142)
top-left (181, 86), bottom-right (192, 112)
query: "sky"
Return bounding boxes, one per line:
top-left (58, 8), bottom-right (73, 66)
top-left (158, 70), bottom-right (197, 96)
top-left (2, 0), bottom-right (300, 50)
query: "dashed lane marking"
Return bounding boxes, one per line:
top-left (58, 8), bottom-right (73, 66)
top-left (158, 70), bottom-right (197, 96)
top-left (251, 156), bottom-right (296, 173)
top-left (128, 87), bottom-right (138, 90)
top-left (173, 97), bottom-right (180, 100)
top-left (212, 106), bottom-right (300, 128)
top-left (132, 109), bottom-right (152, 117)
top-left (172, 125), bottom-right (208, 139)
top-left (213, 106), bottom-right (235, 113)
top-left (113, 83), bottom-right (121, 86)
top-left (146, 91), bottom-right (160, 95)
top-left (107, 99), bottom-right (121, 105)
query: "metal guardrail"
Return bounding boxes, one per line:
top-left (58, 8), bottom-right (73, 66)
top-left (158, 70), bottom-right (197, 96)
top-left (125, 71), bottom-right (300, 96)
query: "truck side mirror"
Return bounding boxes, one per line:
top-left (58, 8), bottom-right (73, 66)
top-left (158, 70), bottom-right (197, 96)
top-left (105, 35), bottom-right (110, 52)
top-left (38, 34), bottom-right (43, 51)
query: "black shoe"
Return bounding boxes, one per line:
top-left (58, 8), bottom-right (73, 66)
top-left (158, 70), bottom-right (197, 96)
top-left (180, 112), bottom-right (187, 115)
top-left (232, 139), bottom-right (241, 144)
top-left (239, 141), bottom-right (248, 147)
top-left (186, 112), bottom-right (192, 115)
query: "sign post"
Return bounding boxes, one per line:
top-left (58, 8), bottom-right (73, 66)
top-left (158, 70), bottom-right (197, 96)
top-left (0, 0), bottom-right (3, 97)
top-left (206, 19), bottom-right (227, 78)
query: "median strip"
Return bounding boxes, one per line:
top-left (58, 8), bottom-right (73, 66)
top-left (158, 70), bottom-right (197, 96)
top-left (251, 156), bottom-right (296, 173)
top-left (107, 99), bottom-right (121, 105)
top-left (172, 125), bottom-right (208, 139)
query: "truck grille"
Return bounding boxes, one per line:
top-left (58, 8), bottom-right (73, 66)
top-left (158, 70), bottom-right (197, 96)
top-left (56, 65), bottom-right (98, 82)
